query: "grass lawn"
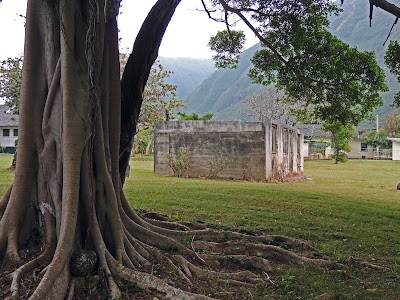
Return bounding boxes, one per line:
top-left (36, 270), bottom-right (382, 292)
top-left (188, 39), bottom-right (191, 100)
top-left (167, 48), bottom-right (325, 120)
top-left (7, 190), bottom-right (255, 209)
top-left (0, 155), bottom-right (399, 299)
top-left (124, 157), bottom-right (400, 299)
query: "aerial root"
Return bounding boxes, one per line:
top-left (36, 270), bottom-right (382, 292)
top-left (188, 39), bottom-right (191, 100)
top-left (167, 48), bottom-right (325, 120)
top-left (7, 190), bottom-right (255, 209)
top-left (65, 278), bottom-right (76, 300)
top-left (98, 265), bottom-right (121, 299)
top-left (141, 212), bottom-right (193, 231)
top-left (200, 254), bottom-right (274, 273)
top-left (140, 211), bottom-right (316, 250)
top-left (0, 184), bottom-right (12, 218)
top-left (141, 211), bottom-right (208, 231)
top-left (106, 252), bottom-right (216, 300)
top-left (105, 209), bottom-right (340, 297)
top-left (165, 256), bottom-right (194, 286)
top-left (347, 256), bottom-right (389, 271)
top-left (192, 240), bottom-right (340, 269)
top-left (123, 228), bottom-right (160, 267)
top-left (2, 250), bottom-right (52, 299)
top-left (171, 255), bottom-right (265, 287)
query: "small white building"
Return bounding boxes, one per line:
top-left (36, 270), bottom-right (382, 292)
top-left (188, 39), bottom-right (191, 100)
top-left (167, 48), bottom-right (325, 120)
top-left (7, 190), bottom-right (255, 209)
top-left (298, 124), bottom-right (375, 159)
top-left (0, 105), bottom-right (19, 154)
top-left (388, 138), bottom-right (400, 160)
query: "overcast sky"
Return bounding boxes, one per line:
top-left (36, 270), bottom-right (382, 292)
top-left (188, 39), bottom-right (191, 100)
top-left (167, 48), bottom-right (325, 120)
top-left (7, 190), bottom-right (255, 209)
top-left (0, 0), bottom-right (258, 60)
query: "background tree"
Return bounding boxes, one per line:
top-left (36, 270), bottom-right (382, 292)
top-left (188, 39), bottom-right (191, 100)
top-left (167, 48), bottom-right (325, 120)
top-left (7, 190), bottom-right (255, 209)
top-left (385, 40), bottom-right (400, 107)
top-left (135, 62), bottom-right (184, 155)
top-left (364, 129), bottom-right (392, 150)
top-left (241, 88), bottom-right (307, 126)
top-left (323, 122), bottom-right (355, 164)
top-left (139, 62), bottom-right (184, 129)
top-left (382, 108), bottom-right (400, 137)
top-left (0, 55), bottom-right (23, 169)
top-left (206, 0), bottom-right (386, 158)
top-left (0, 55), bottom-right (22, 114)
top-left (177, 111), bottom-right (213, 120)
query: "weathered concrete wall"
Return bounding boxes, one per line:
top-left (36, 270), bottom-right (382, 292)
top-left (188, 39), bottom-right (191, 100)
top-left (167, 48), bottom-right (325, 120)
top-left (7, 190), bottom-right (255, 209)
top-left (154, 120), bottom-right (304, 181)
top-left (155, 121), bottom-right (266, 180)
top-left (264, 121), bottom-right (303, 180)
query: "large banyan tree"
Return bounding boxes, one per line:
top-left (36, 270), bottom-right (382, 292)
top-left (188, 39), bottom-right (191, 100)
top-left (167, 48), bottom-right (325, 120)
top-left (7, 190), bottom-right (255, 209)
top-left (0, 0), bottom-right (396, 298)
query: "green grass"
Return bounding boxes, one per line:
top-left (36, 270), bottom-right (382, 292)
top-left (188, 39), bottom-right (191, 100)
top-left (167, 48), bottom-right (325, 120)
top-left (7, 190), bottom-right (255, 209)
top-left (0, 155), bottom-right (15, 190)
top-left (0, 155), bottom-right (399, 299)
top-left (124, 157), bottom-right (400, 299)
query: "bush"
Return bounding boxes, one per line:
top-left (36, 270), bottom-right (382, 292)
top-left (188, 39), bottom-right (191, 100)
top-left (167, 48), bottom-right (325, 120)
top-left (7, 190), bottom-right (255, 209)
top-left (165, 148), bottom-right (190, 178)
top-left (338, 153), bottom-right (348, 163)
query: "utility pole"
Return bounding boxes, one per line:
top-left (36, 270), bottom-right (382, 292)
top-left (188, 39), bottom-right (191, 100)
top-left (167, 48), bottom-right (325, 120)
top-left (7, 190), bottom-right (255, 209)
top-left (376, 114), bottom-right (379, 159)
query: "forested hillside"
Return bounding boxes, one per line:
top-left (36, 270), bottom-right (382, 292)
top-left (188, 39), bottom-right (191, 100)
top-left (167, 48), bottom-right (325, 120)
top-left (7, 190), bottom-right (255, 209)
top-left (170, 0), bottom-right (400, 120)
top-left (158, 57), bottom-right (215, 99)
top-left (185, 44), bottom-right (265, 119)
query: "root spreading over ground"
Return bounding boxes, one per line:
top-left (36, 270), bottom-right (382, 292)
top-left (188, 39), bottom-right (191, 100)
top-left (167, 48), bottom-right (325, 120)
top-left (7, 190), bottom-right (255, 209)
top-left (0, 206), bottom-right (344, 300)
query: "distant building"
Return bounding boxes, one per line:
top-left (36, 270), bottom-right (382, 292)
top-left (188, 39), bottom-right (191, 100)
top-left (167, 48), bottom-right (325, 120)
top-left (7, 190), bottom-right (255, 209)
top-left (154, 120), bottom-right (304, 181)
top-left (298, 124), bottom-right (377, 160)
top-left (388, 138), bottom-right (400, 160)
top-left (0, 105), bottom-right (19, 154)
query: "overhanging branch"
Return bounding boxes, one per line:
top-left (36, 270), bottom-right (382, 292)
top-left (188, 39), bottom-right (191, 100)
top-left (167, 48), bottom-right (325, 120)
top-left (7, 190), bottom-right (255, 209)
top-left (370, 0), bottom-right (400, 18)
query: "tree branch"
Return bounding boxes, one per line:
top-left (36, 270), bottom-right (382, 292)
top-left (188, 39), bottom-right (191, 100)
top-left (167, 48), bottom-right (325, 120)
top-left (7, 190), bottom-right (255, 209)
top-left (119, 0), bottom-right (181, 184)
top-left (370, 0), bottom-right (400, 18)
top-left (216, 0), bottom-right (338, 88)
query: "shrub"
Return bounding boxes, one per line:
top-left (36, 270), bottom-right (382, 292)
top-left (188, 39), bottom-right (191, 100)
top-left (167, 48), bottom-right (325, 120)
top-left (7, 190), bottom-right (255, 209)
top-left (165, 148), bottom-right (190, 178)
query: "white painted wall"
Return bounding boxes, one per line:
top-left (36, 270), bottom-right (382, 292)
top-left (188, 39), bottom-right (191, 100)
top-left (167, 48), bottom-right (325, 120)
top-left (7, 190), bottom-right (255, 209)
top-left (0, 126), bottom-right (18, 147)
top-left (392, 141), bottom-right (400, 160)
top-left (348, 140), bottom-right (374, 159)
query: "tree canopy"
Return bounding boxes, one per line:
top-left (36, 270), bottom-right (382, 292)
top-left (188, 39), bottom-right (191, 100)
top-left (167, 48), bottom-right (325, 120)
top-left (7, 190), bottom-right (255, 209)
top-left (139, 62), bottom-right (184, 129)
top-left (177, 111), bottom-right (213, 120)
top-left (364, 129), bottom-right (392, 149)
top-left (322, 121), bottom-right (355, 163)
top-left (0, 55), bottom-right (22, 114)
top-left (385, 40), bottom-right (400, 107)
top-left (382, 108), bottom-right (400, 137)
top-left (207, 0), bottom-right (387, 129)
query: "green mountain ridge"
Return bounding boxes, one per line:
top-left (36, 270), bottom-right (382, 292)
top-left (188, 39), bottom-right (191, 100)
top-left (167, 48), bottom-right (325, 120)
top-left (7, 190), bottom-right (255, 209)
top-left (185, 44), bottom-right (264, 118)
top-left (162, 0), bottom-right (400, 121)
top-left (157, 57), bottom-right (215, 100)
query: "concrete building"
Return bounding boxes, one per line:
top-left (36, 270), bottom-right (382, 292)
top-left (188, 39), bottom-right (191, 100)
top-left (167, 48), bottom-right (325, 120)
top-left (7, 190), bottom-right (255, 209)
top-left (154, 120), bottom-right (304, 181)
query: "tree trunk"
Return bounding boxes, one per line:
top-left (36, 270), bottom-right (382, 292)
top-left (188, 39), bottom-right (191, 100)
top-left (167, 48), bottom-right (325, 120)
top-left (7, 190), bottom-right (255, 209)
top-left (0, 0), bottom-right (125, 298)
top-left (334, 148), bottom-right (340, 164)
top-left (119, 0), bottom-right (182, 184)
top-left (145, 132), bottom-right (154, 156)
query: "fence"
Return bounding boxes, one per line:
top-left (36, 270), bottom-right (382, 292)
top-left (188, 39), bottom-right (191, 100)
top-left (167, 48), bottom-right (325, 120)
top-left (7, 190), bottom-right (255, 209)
top-left (373, 149), bottom-right (393, 160)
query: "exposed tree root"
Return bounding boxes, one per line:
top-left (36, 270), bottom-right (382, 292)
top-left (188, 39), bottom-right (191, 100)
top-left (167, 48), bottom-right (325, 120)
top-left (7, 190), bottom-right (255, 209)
top-left (0, 188), bottom-right (387, 300)
top-left (346, 256), bottom-right (390, 271)
top-left (0, 200), bottom-right (348, 299)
